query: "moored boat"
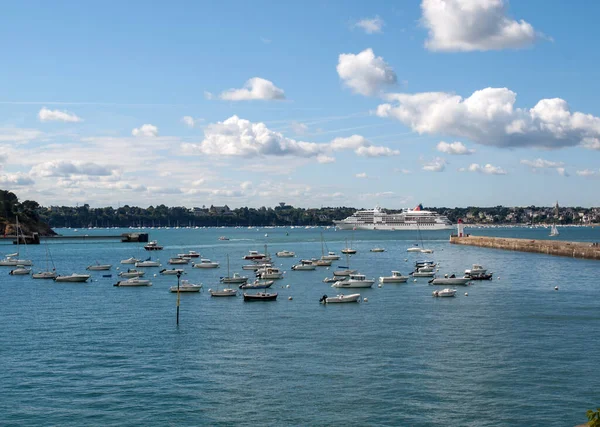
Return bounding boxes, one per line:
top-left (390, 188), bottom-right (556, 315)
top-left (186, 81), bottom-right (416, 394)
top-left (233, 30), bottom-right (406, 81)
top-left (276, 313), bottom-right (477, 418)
top-left (120, 257), bottom-right (140, 264)
top-left (178, 250), bottom-right (201, 259)
top-left (432, 288), bottom-right (456, 297)
top-left (332, 274), bottom-right (374, 288)
top-left (192, 259), bottom-right (220, 268)
top-left (370, 247), bottom-right (386, 252)
top-left (319, 293), bottom-right (361, 303)
top-left (54, 273), bottom-right (91, 283)
top-left (168, 257), bottom-right (190, 265)
top-left (379, 271), bottom-right (409, 283)
top-left (135, 258), bottom-right (161, 267)
top-left (118, 269), bottom-right (145, 278)
top-left (160, 268), bottom-right (185, 276)
top-left (114, 278), bottom-right (152, 287)
top-left (32, 270), bottom-right (57, 279)
top-left (276, 250), bottom-right (295, 257)
top-left (429, 276), bottom-right (471, 286)
top-left (243, 291), bottom-right (278, 301)
top-left (86, 263), bottom-right (112, 271)
top-left (9, 265), bottom-right (31, 275)
top-left (170, 280), bottom-right (201, 292)
top-left (144, 240), bottom-right (163, 251)
top-left (240, 279), bottom-right (274, 289)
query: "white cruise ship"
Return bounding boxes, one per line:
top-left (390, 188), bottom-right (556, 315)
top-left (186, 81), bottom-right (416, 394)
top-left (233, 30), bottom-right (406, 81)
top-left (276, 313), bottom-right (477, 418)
top-left (333, 204), bottom-right (453, 231)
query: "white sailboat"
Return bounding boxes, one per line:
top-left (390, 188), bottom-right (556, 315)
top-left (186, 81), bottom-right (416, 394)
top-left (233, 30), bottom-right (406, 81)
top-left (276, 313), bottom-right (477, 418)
top-left (0, 217), bottom-right (33, 266)
top-left (210, 254), bottom-right (238, 296)
top-left (549, 223), bottom-right (559, 237)
top-left (32, 237), bottom-right (57, 279)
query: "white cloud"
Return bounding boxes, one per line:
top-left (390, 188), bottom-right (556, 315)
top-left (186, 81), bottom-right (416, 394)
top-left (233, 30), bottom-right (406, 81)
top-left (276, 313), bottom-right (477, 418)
top-left (354, 16), bottom-right (384, 34)
top-left (421, 0), bottom-right (539, 52)
top-left (557, 167), bottom-right (569, 177)
top-left (394, 168), bottom-right (412, 174)
top-left (465, 163), bottom-right (507, 175)
top-left (356, 172), bottom-right (368, 178)
top-left (337, 48), bottom-right (397, 96)
top-left (38, 107), bottom-right (82, 123)
top-left (317, 154), bottom-right (336, 164)
top-left (182, 117), bottom-right (399, 160)
top-left (355, 145), bottom-right (399, 157)
top-left (240, 181), bottom-right (253, 190)
top-left (422, 157), bottom-right (446, 172)
top-left (582, 137), bottom-right (600, 150)
top-left (436, 141), bottom-right (474, 155)
top-left (182, 115), bottom-right (321, 158)
top-left (377, 87), bottom-right (600, 150)
top-left (204, 91), bottom-right (215, 100)
top-left (182, 116), bottom-right (203, 128)
top-left (576, 169), bottom-right (598, 177)
top-left (132, 124), bottom-right (158, 137)
top-left (0, 172), bottom-right (34, 186)
top-left (219, 77), bottom-right (285, 101)
top-left (31, 160), bottom-right (115, 177)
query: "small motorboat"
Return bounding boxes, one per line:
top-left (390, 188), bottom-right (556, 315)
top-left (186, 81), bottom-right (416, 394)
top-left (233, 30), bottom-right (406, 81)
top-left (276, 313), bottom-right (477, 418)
top-left (276, 250), bottom-right (295, 257)
top-left (135, 259), bottom-right (161, 267)
top-left (144, 240), bottom-right (163, 251)
top-left (291, 260), bottom-right (316, 271)
top-left (32, 270), bottom-right (57, 279)
top-left (118, 269), bottom-right (145, 278)
top-left (411, 268), bottom-right (435, 278)
top-left (114, 278), bottom-right (152, 287)
top-left (9, 265), bottom-right (31, 275)
top-left (319, 293), bottom-right (361, 304)
top-left (168, 257), bottom-right (190, 265)
top-left (370, 248), bottom-right (386, 253)
top-left (220, 272), bottom-right (248, 284)
top-left (209, 288), bottom-right (237, 297)
top-left (160, 268), bottom-right (185, 276)
top-left (218, 236), bottom-right (229, 241)
top-left (464, 264), bottom-right (487, 276)
top-left (243, 250), bottom-right (267, 261)
top-left (432, 288), bottom-right (456, 297)
top-left (256, 267), bottom-right (284, 279)
top-left (86, 263), bottom-right (112, 271)
top-left (420, 248), bottom-right (434, 254)
top-left (178, 250), bottom-right (201, 259)
top-left (333, 268), bottom-right (357, 277)
top-left (240, 279), bottom-right (274, 289)
top-left (321, 252), bottom-right (340, 261)
top-left (192, 259), bottom-right (220, 269)
top-left (332, 274), bottom-right (374, 288)
top-left (406, 246), bottom-right (421, 253)
top-left (170, 280), bottom-right (202, 292)
top-left (120, 257), bottom-right (140, 264)
top-left (341, 248), bottom-right (357, 255)
top-left (54, 273), bottom-right (91, 283)
top-left (429, 275), bottom-right (471, 286)
top-left (323, 276), bottom-right (340, 283)
top-left (379, 271), bottom-right (409, 283)
top-left (243, 292), bottom-right (278, 301)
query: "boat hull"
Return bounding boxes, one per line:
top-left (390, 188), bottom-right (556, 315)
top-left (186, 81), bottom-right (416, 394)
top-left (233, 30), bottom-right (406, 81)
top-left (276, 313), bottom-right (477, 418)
top-left (116, 279), bottom-right (152, 287)
top-left (209, 289), bottom-right (237, 297)
top-left (332, 280), bottom-right (374, 288)
top-left (32, 271), bottom-right (57, 279)
top-left (335, 222), bottom-right (453, 231)
top-left (430, 278), bottom-right (471, 286)
top-left (55, 275), bottom-right (90, 283)
top-left (379, 276), bottom-right (409, 283)
top-left (243, 292), bottom-right (278, 301)
top-left (323, 293), bottom-right (361, 303)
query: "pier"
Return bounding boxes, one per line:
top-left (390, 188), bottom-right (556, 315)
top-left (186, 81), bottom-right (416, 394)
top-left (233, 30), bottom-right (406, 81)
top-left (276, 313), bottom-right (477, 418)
top-left (449, 235), bottom-right (600, 261)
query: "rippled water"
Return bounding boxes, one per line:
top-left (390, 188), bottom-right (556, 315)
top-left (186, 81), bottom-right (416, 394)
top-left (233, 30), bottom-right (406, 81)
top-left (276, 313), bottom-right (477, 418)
top-left (1, 226), bottom-right (599, 426)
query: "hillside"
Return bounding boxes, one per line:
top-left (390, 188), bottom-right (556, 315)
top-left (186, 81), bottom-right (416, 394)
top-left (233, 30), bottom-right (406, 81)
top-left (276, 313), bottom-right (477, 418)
top-left (0, 189), bottom-right (56, 236)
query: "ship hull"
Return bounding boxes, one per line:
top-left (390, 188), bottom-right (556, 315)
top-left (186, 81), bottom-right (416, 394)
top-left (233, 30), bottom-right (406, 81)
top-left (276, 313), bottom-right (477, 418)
top-left (333, 222), bottom-right (453, 231)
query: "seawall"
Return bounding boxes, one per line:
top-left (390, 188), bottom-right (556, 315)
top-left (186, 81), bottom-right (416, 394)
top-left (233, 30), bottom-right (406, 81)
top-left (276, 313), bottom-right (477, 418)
top-left (449, 235), bottom-right (600, 261)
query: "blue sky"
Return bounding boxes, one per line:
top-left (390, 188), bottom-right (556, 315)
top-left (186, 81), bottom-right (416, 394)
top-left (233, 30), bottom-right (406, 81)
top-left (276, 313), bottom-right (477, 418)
top-left (1, 0), bottom-right (599, 208)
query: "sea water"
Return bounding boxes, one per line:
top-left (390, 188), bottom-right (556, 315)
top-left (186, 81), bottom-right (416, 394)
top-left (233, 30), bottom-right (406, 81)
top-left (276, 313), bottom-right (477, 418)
top-left (0, 226), bottom-right (599, 426)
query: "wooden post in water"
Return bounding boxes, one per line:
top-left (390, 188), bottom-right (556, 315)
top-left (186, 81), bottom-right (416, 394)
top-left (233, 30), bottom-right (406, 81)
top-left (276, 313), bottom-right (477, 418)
top-left (176, 271), bottom-right (181, 325)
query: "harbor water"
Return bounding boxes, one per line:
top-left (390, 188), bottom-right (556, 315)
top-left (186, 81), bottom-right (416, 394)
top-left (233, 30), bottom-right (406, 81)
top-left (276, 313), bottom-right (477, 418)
top-left (1, 226), bottom-right (599, 426)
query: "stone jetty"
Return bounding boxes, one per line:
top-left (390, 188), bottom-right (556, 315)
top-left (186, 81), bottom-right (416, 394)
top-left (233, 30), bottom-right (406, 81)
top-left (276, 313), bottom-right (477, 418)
top-left (449, 235), bottom-right (600, 261)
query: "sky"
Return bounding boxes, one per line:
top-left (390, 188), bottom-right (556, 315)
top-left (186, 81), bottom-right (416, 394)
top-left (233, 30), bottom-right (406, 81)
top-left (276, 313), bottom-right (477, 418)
top-left (1, 0), bottom-right (599, 209)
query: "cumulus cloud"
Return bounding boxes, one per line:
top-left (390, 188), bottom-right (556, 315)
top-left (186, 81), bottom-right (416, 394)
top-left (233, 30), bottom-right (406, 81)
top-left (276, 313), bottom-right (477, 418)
top-left (337, 48), bottom-right (397, 96)
top-left (377, 87), bottom-right (600, 150)
top-left (463, 163), bottom-right (507, 175)
top-left (0, 172), bottom-right (34, 186)
top-left (219, 77), bottom-right (285, 101)
top-left (356, 172), bottom-right (368, 178)
top-left (557, 167), bottom-right (568, 177)
top-left (132, 124), bottom-right (158, 137)
top-left (38, 107), bottom-right (82, 123)
top-left (182, 116), bottom-right (399, 160)
top-left (436, 141), bottom-right (474, 155)
top-left (422, 157), bottom-right (446, 172)
top-left (31, 160), bottom-right (115, 177)
top-left (182, 115), bottom-right (321, 158)
top-left (354, 16), bottom-right (384, 34)
top-left (421, 0), bottom-right (540, 52)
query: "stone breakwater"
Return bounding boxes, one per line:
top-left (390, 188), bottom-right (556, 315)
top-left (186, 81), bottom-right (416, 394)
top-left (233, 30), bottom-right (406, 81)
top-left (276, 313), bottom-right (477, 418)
top-left (449, 235), bottom-right (600, 261)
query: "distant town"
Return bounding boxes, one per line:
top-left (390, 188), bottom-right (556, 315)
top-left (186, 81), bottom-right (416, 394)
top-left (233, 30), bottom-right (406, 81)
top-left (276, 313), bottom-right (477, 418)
top-left (1, 190), bottom-right (598, 230)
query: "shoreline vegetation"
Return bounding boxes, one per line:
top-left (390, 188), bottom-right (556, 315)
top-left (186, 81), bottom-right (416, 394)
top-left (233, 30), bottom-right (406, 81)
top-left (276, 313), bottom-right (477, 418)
top-left (1, 189), bottom-right (599, 233)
